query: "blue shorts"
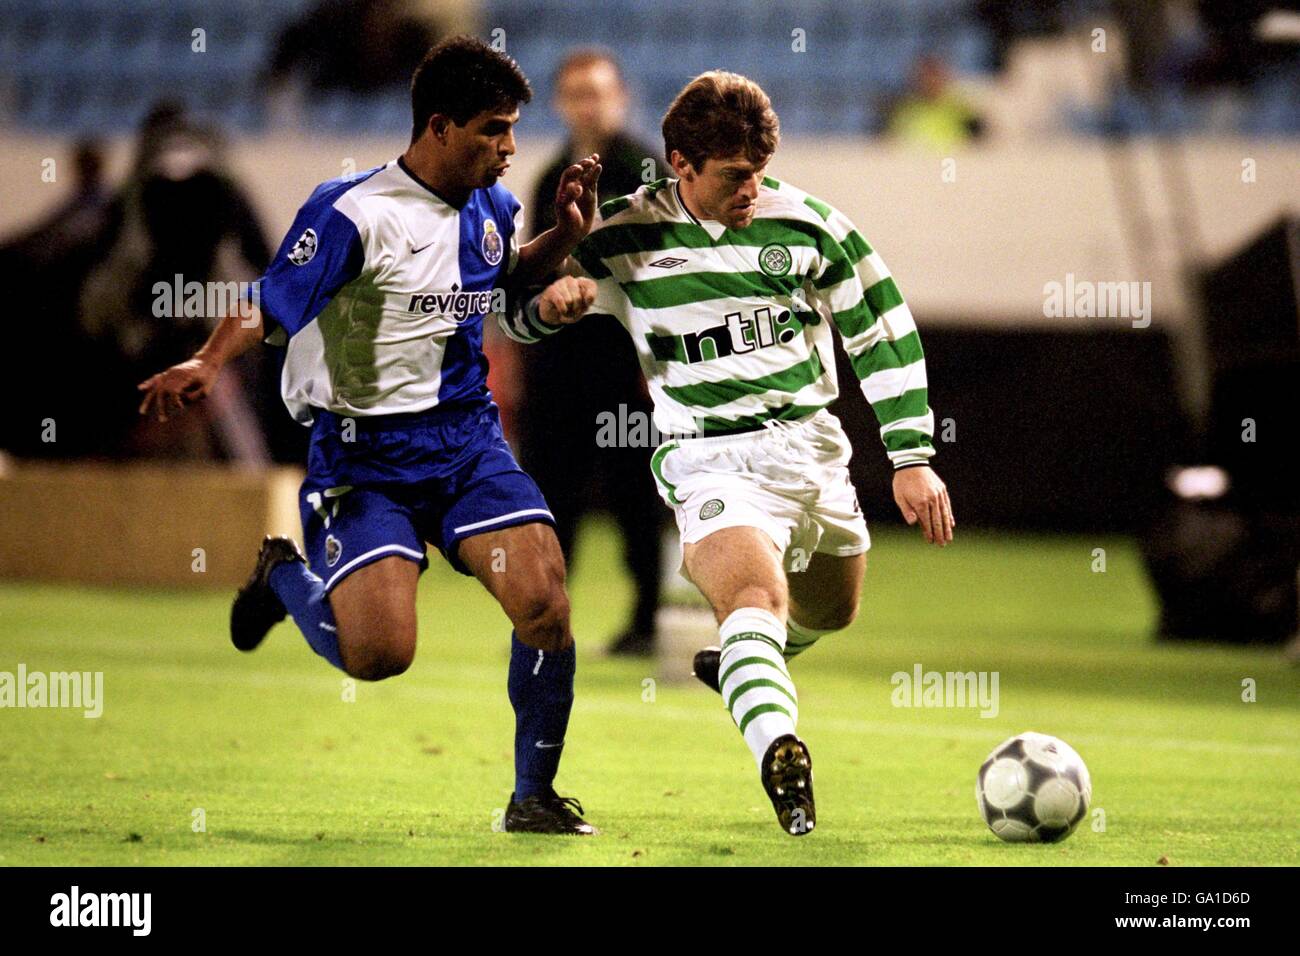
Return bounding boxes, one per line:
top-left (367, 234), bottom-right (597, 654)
top-left (299, 400), bottom-right (554, 592)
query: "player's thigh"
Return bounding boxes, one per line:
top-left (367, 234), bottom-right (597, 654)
top-left (787, 550), bottom-right (867, 630)
top-left (328, 555), bottom-right (420, 678)
top-left (683, 525), bottom-right (789, 624)
top-left (459, 521), bottom-right (572, 651)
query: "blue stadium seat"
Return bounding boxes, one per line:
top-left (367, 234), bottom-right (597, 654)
top-left (4, 0), bottom-right (1289, 137)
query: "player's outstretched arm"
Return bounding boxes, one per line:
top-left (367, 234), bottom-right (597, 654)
top-left (804, 203), bottom-right (954, 545)
top-left (135, 306), bottom-right (266, 422)
top-left (512, 154), bottom-right (602, 286)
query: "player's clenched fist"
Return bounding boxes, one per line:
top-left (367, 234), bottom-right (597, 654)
top-left (537, 276), bottom-right (597, 326)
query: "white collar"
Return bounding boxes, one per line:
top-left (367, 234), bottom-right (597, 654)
top-left (673, 180), bottom-right (728, 240)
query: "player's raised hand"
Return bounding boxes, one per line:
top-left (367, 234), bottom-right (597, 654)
top-left (553, 154), bottom-right (602, 239)
top-left (892, 465), bottom-right (954, 546)
top-left (537, 276), bottom-right (598, 326)
top-left (136, 357), bottom-right (218, 423)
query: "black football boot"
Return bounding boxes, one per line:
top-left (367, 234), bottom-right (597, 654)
top-left (230, 536), bottom-right (307, 652)
top-left (503, 790), bottom-right (597, 835)
top-left (761, 734), bottom-right (816, 836)
top-left (691, 646), bottom-right (722, 694)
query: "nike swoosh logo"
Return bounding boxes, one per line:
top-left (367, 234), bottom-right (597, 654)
top-left (411, 242), bottom-right (435, 254)
top-left (534, 741), bottom-right (564, 749)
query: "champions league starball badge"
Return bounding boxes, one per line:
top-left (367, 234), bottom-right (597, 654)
top-left (481, 218), bottom-right (503, 266)
top-left (288, 228), bottom-right (318, 266)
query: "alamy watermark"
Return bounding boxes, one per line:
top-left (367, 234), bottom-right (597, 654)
top-left (1043, 273), bottom-right (1151, 328)
top-left (595, 403), bottom-right (701, 448)
top-left (152, 274), bottom-right (259, 323)
top-left (890, 663), bottom-right (999, 717)
top-left (49, 886), bottom-right (150, 936)
top-left (1, 664), bottom-right (103, 718)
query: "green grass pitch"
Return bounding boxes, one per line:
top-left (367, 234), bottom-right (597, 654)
top-left (2, 522), bottom-right (1296, 866)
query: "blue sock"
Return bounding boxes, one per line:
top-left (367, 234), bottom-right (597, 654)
top-left (507, 631), bottom-right (575, 800)
top-left (269, 562), bottom-right (345, 671)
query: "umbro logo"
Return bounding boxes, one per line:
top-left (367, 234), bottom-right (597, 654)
top-left (410, 241), bottom-right (435, 254)
top-left (649, 256), bottom-right (687, 269)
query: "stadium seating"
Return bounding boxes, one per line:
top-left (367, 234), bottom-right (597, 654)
top-left (0, 0), bottom-right (313, 133)
top-left (0, 1), bottom-right (1293, 136)
top-left (0, 0), bottom-right (1038, 136)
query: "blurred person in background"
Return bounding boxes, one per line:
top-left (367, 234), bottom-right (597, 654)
top-left (884, 55), bottom-right (986, 151)
top-left (975, 0), bottom-right (1070, 71)
top-left (0, 139), bottom-right (111, 458)
top-left (78, 101), bottom-right (275, 462)
top-left (0, 139), bottom-right (109, 266)
top-left (1112, 0), bottom-right (1300, 133)
top-left (268, 0), bottom-right (440, 97)
top-left (517, 49), bottom-right (667, 657)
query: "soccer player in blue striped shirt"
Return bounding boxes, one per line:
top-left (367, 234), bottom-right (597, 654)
top-left (138, 37), bottom-right (602, 834)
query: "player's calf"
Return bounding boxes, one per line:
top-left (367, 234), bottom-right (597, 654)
top-left (462, 522), bottom-right (586, 818)
top-left (784, 603), bottom-right (855, 660)
top-left (788, 599), bottom-right (859, 633)
top-left (784, 551), bottom-right (867, 658)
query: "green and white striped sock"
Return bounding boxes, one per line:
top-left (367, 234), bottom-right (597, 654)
top-left (784, 619), bottom-right (835, 660)
top-left (718, 607), bottom-right (799, 766)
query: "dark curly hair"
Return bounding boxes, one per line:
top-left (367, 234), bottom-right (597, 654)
top-left (409, 35), bottom-right (533, 142)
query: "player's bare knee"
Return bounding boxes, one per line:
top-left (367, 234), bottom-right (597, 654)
top-left (349, 647), bottom-right (414, 681)
top-left (722, 584), bottom-right (787, 622)
top-left (340, 628), bottom-right (415, 681)
top-left (512, 584), bottom-right (571, 653)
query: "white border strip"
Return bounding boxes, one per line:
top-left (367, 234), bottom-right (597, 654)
top-left (323, 544), bottom-right (425, 591)
top-left (452, 508), bottom-right (553, 536)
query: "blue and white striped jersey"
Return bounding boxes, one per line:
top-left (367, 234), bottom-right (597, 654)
top-left (257, 158), bottom-right (521, 424)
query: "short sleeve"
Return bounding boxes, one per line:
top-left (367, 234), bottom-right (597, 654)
top-left (255, 191), bottom-right (365, 340)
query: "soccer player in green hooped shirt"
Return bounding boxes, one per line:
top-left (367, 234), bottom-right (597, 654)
top-left (502, 71), bottom-right (955, 837)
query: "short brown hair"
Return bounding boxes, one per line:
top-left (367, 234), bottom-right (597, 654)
top-left (552, 47), bottom-right (625, 90)
top-left (661, 71), bottom-right (780, 170)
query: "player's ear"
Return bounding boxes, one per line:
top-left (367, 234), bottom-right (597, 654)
top-left (428, 114), bottom-right (452, 144)
top-left (669, 149), bottom-right (694, 181)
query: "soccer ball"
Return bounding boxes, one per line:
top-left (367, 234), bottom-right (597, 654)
top-left (976, 731), bottom-right (1092, 843)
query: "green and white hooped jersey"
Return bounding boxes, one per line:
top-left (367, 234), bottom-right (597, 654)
top-left (507, 176), bottom-right (934, 468)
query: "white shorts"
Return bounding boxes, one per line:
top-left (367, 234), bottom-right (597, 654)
top-left (651, 408), bottom-right (871, 572)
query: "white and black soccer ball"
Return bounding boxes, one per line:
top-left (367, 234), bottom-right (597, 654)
top-left (976, 731), bottom-right (1092, 843)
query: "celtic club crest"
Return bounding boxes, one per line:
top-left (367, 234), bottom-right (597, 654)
top-left (758, 242), bottom-right (791, 277)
